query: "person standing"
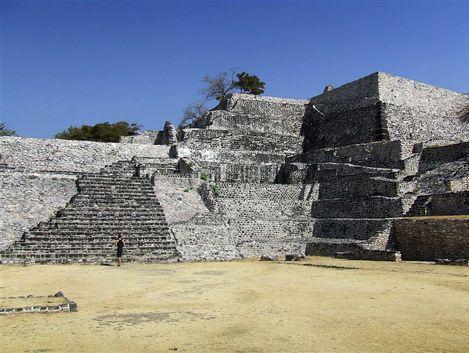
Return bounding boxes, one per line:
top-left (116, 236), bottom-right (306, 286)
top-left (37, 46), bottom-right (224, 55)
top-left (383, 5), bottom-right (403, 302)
top-left (116, 235), bottom-right (125, 266)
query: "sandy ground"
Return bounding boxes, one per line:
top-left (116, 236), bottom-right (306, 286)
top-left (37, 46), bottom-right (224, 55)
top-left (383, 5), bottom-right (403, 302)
top-left (0, 257), bottom-right (468, 353)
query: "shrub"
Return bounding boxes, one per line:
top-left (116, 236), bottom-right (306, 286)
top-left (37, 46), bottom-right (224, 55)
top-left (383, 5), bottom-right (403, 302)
top-left (55, 121), bottom-right (140, 143)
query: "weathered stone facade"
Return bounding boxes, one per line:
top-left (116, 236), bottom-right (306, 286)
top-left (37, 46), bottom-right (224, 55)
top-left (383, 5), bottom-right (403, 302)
top-left (1, 72), bottom-right (468, 263)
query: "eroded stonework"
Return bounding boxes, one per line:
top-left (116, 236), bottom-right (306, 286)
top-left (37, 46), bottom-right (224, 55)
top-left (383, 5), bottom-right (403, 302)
top-left (1, 72), bottom-right (468, 263)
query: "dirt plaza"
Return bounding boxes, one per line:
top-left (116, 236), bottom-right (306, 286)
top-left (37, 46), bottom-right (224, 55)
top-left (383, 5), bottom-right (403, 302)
top-left (0, 257), bottom-right (468, 353)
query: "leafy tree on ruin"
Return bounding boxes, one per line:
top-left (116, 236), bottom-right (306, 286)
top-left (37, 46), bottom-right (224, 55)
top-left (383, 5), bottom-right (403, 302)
top-left (180, 101), bottom-right (208, 128)
top-left (0, 122), bottom-right (16, 136)
top-left (55, 121), bottom-right (140, 143)
top-left (233, 72), bottom-right (265, 95)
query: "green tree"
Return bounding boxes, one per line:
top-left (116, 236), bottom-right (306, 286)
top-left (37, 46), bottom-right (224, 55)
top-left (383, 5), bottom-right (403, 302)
top-left (233, 72), bottom-right (265, 95)
top-left (0, 122), bottom-right (16, 136)
top-left (55, 121), bottom-right (140, 143)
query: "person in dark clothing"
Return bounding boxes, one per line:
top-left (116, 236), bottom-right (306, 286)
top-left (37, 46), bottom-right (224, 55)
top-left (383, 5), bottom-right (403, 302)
top-left (116, 235), bottom-right (125, 266)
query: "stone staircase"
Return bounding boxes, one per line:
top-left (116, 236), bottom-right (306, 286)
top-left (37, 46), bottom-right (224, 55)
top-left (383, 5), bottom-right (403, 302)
top-left (0, 160), bottom-right (177, 264)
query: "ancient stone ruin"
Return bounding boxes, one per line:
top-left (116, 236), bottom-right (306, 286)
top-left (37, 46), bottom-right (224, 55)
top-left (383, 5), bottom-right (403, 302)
top-left (0, 72), bottom-right (468, 263)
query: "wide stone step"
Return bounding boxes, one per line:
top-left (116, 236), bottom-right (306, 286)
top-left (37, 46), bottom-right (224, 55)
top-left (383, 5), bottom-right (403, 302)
top-left (31, 225), bottom-right (169, 232)
top-left (305, 238), bottom-right (364, 256)
top-left (289, 140), bottom-right (405, 169)
top-left (311, 196), bottom-right (404, 218)
top-left (217, 199), bottom-right (311, 219)
top-left (318, 176), bottom-right (400, 199)
top-left (7, 240), bottom-right (176, 249)
top-left (79, 178), bottom-right (151, 184)
top-left (24, 232), bottom-right (171, 239)
top-left (4, 242), bottom-right (176, 251)
top-left (40, 221), bottom-right (168, 227)
top-left (215, 183), bottom-right (311, 200)
top-left (311, 162), bottom-right (399, 183)
top-left (32, 225), bottom-right (169, 231)
top-left (312, 218), bottom-right (393, 240)
top-left (75, 190), bottom-right (155, 196)
top-left (0, 250), bottom-right (177, 264)
top-left (69, 199), bottom-right (162, 204)
top-left (57, 209), bottom-right (166, 215)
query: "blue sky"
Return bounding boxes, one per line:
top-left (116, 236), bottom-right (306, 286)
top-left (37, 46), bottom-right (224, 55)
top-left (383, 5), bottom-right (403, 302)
top-left (1, 0), bottom-right (468, 138)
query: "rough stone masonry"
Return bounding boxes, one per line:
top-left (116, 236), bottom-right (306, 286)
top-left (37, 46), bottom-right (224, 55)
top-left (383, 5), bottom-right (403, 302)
top-left (0, 72), bottom-right (468, 263)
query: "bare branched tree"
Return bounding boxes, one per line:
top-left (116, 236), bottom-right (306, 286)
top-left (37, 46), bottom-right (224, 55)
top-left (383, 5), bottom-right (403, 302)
top-left (201, 69), bottom-right (237, 101)
top-left (180, 102), bottom-right (208, 128)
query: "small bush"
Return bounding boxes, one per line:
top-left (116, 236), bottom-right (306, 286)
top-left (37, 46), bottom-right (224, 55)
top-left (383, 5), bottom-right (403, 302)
top-left (55, 121), bottom-right (140, 143)
top-left (211, 185), bottom-right (221, 198)
top-left (200, 173), bottom-right (210, 182)
top-left (0, 122), bottom-right (16, 136)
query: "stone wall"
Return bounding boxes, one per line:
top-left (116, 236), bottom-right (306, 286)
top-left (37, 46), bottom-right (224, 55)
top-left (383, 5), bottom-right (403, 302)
top-left (291, 140), bottom-right (405, 169)
top-left (192, 161), bottom-right (282, 183)
top-left (382, 103), bottom-right (468, 148)
top-left (309, 73), bottom-right (380, 114)
top-left (0, 137), bottom-right (170, 173)
top-left (393, 218), bottom-right (469, 260)
top-left (196, 93), bottom-right (308, 136)
top-left (120, 130), bottom-right (161, 145)
top-left (449, 177), bottom-right (469, 192)
top-left (153, 174), bottom-right (315, 261)
top-left (301, 104), bottom-right (381, 151)
top-left (418, 141), bottom-right (469, 173)
top-left (0, 171), bottom-right (78, 250)
top-left (303, 72), bottom-right (468, 152)
top-left (151, 175), bottom-right (209, 224)
top-left (419, 192), bottom-right (469, 216)
top-left (179, 128), bottom-right (302, 154)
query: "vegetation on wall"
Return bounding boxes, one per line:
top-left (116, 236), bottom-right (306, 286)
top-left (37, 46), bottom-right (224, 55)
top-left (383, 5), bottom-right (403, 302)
top-left (55, 121), bottom-right (140, 143)
top-left (233, 72), bottom-right (265, 95)
top-left (0, 122), bottom-right (16, 136)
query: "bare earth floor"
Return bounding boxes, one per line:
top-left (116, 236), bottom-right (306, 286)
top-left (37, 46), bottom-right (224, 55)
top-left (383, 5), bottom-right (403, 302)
top-left (0, 258), bottom-right (468, 353)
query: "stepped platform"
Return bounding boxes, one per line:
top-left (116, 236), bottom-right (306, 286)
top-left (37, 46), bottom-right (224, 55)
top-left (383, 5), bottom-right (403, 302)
top-left (280, 140), bottom-right (416, 260)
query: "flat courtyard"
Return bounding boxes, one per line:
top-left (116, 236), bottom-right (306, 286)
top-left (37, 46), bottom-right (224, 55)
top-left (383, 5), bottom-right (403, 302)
top-left (0, 257), bottom-right (468, 353)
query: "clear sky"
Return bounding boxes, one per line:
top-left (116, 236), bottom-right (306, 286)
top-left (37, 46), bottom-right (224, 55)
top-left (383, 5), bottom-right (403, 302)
top-left (1, 0), bottom-right (468, 138)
